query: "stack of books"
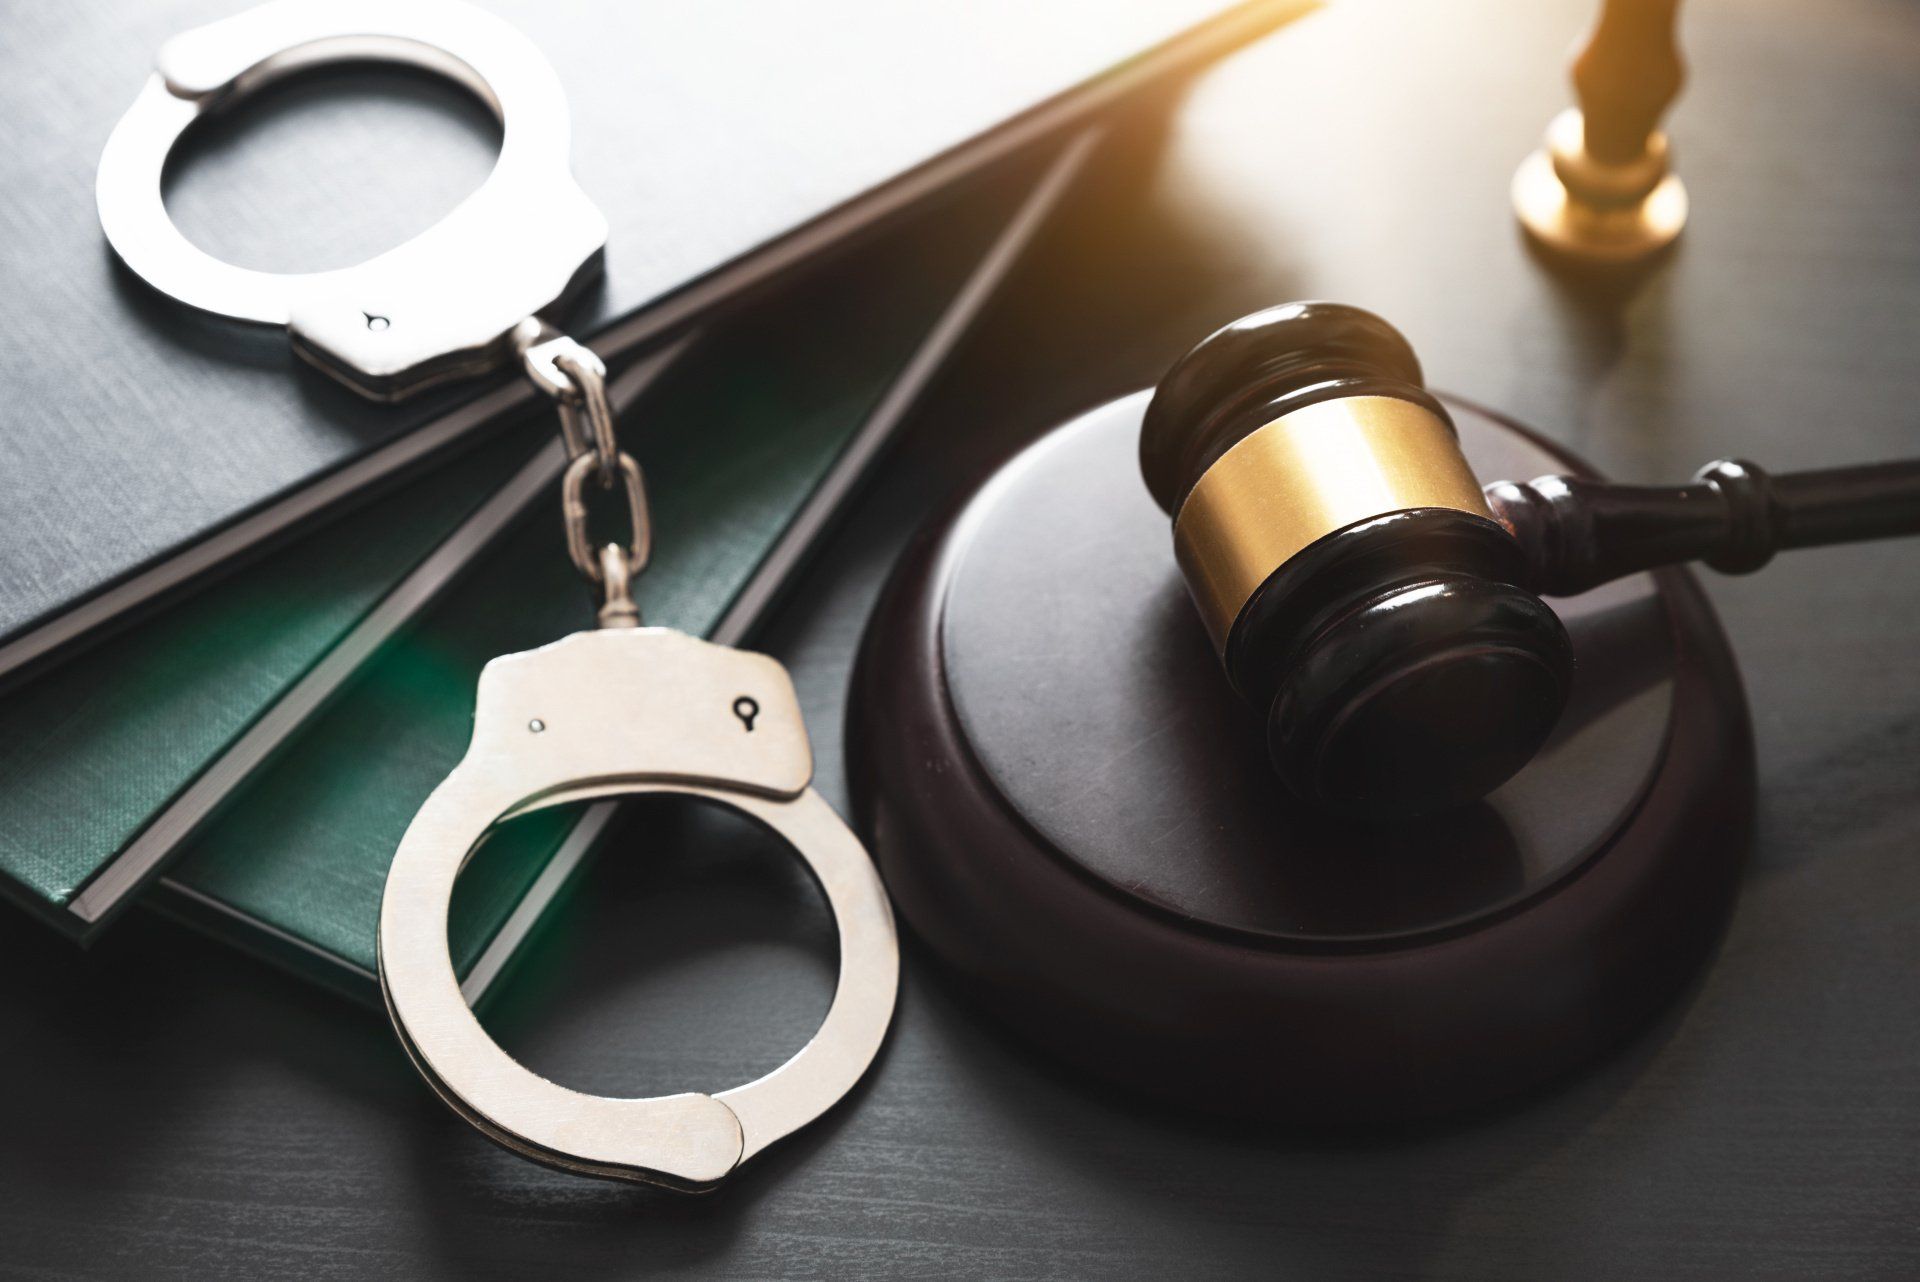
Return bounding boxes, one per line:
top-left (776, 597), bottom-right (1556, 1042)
top-left (0, 0), bottom-right (1308, 1004)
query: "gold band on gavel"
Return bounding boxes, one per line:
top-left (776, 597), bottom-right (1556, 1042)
top-left (1171, 396), bottom-right (1493, 652)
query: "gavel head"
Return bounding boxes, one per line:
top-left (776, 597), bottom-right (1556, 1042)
top-left (1140, 302), bottom-right (1573, 820)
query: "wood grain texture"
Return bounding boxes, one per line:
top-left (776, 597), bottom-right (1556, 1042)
top-left (0, 0), bottom-right (1917, 1275)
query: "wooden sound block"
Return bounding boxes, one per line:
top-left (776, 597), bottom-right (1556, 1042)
top-left (848, 392), bottom-right (1756, 1123)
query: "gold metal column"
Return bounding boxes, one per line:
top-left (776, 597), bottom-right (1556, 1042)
top-left (1512, 0), bottom-right (1689, 265)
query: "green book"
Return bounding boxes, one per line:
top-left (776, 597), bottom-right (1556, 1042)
top-left (142, 150), bottom-right (1080, 1000)
top-left (0, 406), bottom-right (568, 939)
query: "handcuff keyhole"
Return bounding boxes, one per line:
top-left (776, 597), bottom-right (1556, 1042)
top-left (365, 312), bottom-right (390, 331)
top-left (732, 696), bottom-right (759, 732)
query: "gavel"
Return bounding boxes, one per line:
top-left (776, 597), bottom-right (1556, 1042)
top-left (1141, 302), bottom-right (1920, 819)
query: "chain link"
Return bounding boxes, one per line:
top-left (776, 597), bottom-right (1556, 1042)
top-left (517, 324), bottom-right (653, 616)
top-left (594, 543), bottom-right (642, 629)
top-left (561, 450), bottom-right (651, 580)
top-left (553, 349), bottom-right (620, 482)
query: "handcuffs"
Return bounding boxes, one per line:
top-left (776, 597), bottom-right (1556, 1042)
top-left (99, 0), bottom-right (899, 1190)
top-left (378, 629), bottom-right (897, 1190)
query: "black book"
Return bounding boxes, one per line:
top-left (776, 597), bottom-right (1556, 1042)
top-left (0, 0), bottom-right (1309, 684)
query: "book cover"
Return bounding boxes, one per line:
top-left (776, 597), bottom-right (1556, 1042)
top-left (0, 0), bottom-right (1309, 683)
top-left (0, 416), bottom-right (556, 937)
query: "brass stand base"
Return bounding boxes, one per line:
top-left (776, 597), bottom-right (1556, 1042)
top-left (1512, 110), bottom-right (1687, 266)
top-left (1513, 151), bottom-right (1687, 265)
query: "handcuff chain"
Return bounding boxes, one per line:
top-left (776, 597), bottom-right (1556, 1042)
top-left (516, 323), bottom-right (651, 627)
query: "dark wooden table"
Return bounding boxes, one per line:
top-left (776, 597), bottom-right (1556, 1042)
top-left (3, 0), bottom-right (1916, 1275)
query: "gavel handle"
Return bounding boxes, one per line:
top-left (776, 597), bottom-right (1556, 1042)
top-left (1485, 458), bottom-right (1920, 596)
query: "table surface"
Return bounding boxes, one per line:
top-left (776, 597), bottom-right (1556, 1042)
top-left (3, 0), bottom-right (1917, 1276)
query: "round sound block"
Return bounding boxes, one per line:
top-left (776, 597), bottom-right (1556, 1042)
top-left (848, 392), bottom-right (1756, 1123)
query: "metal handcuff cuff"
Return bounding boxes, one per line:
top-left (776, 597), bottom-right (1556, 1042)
top-left (97, 0), bottom-right (898, 1190)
